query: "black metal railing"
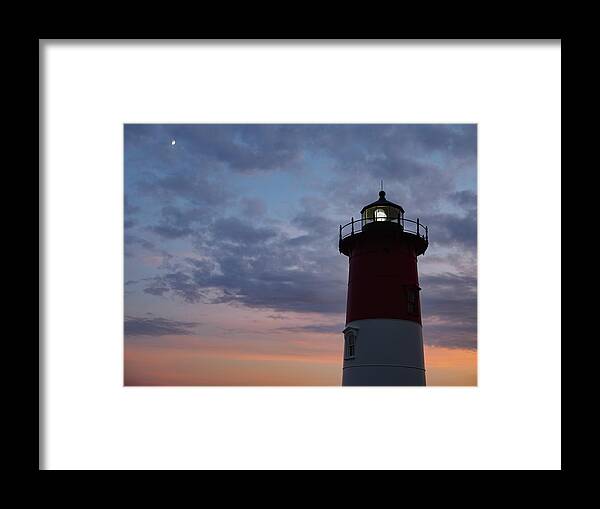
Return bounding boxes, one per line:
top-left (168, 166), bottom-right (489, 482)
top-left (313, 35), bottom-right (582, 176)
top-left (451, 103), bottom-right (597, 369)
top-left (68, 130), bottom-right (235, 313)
top-left (339, 216), bottom-right (428, 242)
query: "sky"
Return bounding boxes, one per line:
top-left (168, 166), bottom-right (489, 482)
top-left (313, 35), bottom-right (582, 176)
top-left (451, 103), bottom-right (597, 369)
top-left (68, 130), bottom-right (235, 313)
top-left (124, 124), bottom-right (477, 386)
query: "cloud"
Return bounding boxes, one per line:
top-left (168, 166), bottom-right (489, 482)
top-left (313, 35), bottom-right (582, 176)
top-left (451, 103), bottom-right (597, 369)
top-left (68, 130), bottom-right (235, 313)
top-left (421, 273), bottom-right (477, 350)
top-left (276, 323), bottom-right (344, 334)
top-left (428, 210), bottom-right (477, 249)
top-left (148, 224), bottom-right (193, 239)
top-left (144, 272), bottom-right (207, 302)
top-left (124, 233), bottom-right (156, 258)
top-left (124, 316), bottom-right (198, 337)
top-left (147, 205), bottom-right (217, 239)
top-left (209, 217), bottom-right (277, 245)
top-left (141, 212), bottom-right (347, 313)
top-left (449, 190), bottom-right (477, 209)
top-left (138, 171), bottom-right (231, 208)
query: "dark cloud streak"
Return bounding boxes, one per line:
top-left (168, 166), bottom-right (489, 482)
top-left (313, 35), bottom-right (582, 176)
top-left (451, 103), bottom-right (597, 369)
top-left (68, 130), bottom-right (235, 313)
top-left (124, 316), bottom-right (198, 337)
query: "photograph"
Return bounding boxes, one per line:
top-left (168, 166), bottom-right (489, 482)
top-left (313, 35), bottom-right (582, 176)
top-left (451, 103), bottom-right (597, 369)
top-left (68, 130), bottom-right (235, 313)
top-left (41, 39), bottom-right (560, 470)
top-left (124, 124), bottom-right (477, 386)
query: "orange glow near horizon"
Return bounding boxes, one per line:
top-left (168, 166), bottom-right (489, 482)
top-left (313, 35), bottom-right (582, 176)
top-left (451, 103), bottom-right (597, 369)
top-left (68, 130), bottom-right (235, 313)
top-left (424, 346), bottom-right (478, 386)
top-left (124, 334), bottom-right (477, 387)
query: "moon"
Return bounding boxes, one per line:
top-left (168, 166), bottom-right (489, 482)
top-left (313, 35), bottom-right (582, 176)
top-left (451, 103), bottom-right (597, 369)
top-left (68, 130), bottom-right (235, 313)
top-left (171, 139), bottom-right (176, 146)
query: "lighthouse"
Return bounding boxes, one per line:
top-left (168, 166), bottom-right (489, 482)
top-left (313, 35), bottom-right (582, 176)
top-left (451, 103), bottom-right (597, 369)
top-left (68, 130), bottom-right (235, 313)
top-left (339, 189), bottom-right (429, 386)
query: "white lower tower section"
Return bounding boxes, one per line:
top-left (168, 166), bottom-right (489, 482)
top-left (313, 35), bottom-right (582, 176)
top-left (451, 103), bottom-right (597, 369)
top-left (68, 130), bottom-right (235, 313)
top-left (342, 319), bottom-right (426, 386)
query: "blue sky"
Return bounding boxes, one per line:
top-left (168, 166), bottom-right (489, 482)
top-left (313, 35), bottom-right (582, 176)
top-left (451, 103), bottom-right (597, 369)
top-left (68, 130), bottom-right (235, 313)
top-left (124, 124), bottom-right (477, 385)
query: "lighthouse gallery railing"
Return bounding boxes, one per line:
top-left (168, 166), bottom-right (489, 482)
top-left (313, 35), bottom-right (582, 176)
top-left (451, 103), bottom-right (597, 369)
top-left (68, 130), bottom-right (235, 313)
top-left (339, 216), bottom-right (428, 242)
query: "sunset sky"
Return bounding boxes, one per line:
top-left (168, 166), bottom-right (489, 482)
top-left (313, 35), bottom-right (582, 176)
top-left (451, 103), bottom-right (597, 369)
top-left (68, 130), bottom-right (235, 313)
top-left (124, 124), bottom-right (477, 386)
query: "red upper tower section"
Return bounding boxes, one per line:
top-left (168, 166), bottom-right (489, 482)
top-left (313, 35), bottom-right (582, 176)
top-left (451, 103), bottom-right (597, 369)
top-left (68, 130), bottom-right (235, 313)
top-left (339, 190), bottom-right (428, 325)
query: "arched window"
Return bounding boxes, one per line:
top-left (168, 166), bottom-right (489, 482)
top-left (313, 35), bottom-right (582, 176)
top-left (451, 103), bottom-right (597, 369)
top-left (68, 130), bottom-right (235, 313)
top-left (407, 288), bottom-right (419, 314)
top-left (344, 329), bottom-right (357, 360)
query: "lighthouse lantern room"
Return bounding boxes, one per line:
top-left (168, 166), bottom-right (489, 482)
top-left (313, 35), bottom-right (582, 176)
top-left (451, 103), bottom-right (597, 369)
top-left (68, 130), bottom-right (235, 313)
top-left (339, 189), bottom-right (429, 386)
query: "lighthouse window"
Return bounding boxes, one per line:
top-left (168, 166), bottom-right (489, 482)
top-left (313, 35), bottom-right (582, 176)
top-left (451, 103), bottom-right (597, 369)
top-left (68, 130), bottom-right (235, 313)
top-left (407, 288), bottom-right (419, 314)
top-left (344, 331), bottom-right (356, 360)
top-left (375, 208), bottom-right (387, 222)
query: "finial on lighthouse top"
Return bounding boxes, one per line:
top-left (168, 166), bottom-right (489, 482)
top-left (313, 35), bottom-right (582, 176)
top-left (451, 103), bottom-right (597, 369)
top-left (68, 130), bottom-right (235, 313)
top-left (361, 185), bottom-right (404, 215)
